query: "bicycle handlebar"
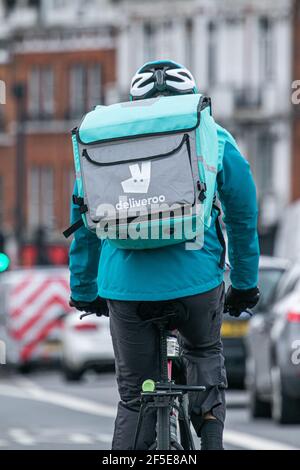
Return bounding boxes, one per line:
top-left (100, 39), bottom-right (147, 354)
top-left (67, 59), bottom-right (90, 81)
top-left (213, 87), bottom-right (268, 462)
top-left (223, 307), bottom-right (254, 317)
top-left (156, 384), bottom-right (206, 393)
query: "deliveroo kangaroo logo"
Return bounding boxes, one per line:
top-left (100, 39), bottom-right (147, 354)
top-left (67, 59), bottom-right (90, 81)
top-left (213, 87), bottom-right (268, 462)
top-left (122, 162), bottom-right (151, 194)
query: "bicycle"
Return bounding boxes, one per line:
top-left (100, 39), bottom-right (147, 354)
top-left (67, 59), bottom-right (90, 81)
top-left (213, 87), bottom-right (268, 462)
top-left (79, 299), bottom-right (253, 450)
top-left (132, 302), bottom-right (206, 451)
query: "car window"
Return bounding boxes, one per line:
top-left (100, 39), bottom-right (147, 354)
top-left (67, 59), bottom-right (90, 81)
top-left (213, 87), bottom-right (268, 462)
top-left (224, 266), bottom-right (286, 312)
top-left (254, 268), bottom-right (285, 311)
top-left (273, 266), bottom-right (300, 303)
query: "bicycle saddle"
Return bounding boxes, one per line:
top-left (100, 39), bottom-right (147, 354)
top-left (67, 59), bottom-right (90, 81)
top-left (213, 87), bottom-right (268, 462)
top-left (137, 300), bottom-right (189, 330)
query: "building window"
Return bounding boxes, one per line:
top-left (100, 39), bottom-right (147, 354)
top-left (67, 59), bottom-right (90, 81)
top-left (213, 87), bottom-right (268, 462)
top-left (87, 64), bottom-right (102, 110)
top-left (69, 64), bottom-right (102, 118)
top-left (254, 133), bottom-right (273, 195)
top-left (28, 167), bottom-right (54, 230)
top-left (208, 21), bottom-right (217, 87)
top-left (185, 18), bottom-right (194, 71)
top-left (4, 0), bottom-right (41, 15)
top-left (259, 17), bottom-right (274, 82)
top-left (70, 65), bottom-right (85, 117)
top-left (144, 22), bottom-right (156, 62)
top-left (3, 0), bottom-right (17, 14)
top-left (161, 20), bottom-right (173, 57)
top-left (52, 0), bottom-right (68, 7)
top-left (62, 168), bottom-right (75, 227)
top-left (28, 66), bottom-right (55, 119)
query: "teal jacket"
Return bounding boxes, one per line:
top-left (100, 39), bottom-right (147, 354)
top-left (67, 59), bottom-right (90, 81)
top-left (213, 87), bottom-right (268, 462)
top-left (69, 124), bottom-right (260, 302)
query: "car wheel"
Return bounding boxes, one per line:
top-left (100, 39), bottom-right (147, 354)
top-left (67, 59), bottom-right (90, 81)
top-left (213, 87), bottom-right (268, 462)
top-left (249, 384), bottom-right (271, 418)
top-left (246, 357), bottom-right (271, 419)
top-left (62, 364), bottom-right (84, 382)
top-left (18, 363), bottom-right (33, 374)
top-left (271, 366), bottom-right (300, 424)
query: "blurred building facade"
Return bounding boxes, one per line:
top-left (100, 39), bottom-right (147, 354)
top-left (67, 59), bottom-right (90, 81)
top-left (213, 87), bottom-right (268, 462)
top-left (0, 0), bottom-right (297, 260)
top-left (117, 0), bottom-right (294, 247)
top-left (0, 0), bottom-right (116, 255)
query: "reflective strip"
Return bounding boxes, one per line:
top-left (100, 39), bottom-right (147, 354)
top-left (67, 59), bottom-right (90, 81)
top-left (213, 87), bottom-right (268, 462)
top-left (198, 155), bottom-right (217, 174)
top-left (8, 274), bottom-right (72, 361)
top-left (72, 134), bottom-right (84, 198)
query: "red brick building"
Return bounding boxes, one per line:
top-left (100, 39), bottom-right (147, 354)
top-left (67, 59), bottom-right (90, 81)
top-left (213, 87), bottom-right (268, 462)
top-left (0, 27), bottom-right (116, 257)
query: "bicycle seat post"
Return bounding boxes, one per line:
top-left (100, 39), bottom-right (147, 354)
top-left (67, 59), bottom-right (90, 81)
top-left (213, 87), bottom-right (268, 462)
top-left (134, 304), bottom-right (206, 450)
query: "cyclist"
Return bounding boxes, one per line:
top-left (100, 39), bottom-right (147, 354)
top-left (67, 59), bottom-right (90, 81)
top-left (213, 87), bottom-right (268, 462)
top-left (69, 60), bottom-right (260, 450)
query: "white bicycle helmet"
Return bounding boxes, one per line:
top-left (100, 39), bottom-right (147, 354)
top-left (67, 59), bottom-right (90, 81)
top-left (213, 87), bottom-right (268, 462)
top-left (130, 60), bottom-right (198, 100)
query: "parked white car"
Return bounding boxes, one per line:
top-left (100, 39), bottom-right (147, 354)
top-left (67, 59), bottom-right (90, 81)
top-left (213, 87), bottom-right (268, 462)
top-left (61, 311), bottom-right (114, 381)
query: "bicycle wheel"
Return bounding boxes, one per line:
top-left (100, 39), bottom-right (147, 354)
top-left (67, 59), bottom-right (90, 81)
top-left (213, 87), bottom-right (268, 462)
top-left (149, 440), bottom-right (184, 450)
top-left (171, 440), bottom-right (184, 450)
top-left (179, 418), bottom-right (192, 450)
top-left (157, 407), bottom-right (170, 450)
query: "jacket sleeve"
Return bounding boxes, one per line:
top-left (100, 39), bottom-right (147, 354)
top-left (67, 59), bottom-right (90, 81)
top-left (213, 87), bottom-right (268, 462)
top-left (69, 181), bottom-right (102, 301)
top-left (217, 131), bottom-right (260, 290)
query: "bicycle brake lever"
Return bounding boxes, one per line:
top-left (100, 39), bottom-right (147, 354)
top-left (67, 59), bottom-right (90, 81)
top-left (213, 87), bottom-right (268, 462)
top-left (80, 312), bottom-right (95, 320)
top-left (223, 307), bottom-right (254, 318)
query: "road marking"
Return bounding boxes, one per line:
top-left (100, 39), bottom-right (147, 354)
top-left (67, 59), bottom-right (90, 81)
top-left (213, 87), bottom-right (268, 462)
top-left (96, 433), bottom-right (113, 444)
top-left (13, 378), bottom-right (116, 418)
top-left (69, 433), bottom-right (94, 445)
top-left (0, 384), bottom-right (31, 399)
top-left (224, 430), bottom-right (299, 450)
top-left (27, 388), bottom-right (116, 418)
top-left (226, 392), bottom-right (249, 408)
top-left (9, 429), bottom-right (36, 446)
top-left (15, 377), bottom-right (43, 390)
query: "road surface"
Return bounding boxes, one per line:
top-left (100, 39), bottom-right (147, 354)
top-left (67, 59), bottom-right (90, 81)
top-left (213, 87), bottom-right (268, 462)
top-left (0, 370), bottom-right (299, 450)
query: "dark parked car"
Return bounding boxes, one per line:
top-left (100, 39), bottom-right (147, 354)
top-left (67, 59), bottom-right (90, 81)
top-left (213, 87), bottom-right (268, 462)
top-left (222, 256), bottom-right (289, 387)
top-left (246, 261), bottom-right (300, 424)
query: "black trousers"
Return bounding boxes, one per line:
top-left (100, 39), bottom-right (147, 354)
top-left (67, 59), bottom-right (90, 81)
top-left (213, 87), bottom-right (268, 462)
top-left (108, 283), bottom-right (227, 450)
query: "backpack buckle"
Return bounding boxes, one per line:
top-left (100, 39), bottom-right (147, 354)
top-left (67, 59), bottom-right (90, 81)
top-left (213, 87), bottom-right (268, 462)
top-left (72, 195), bottom-right (88, 214)
top-left (73, 195), bottom-right (84, 206)
top-left (197, 181), bottom-right (207, 202)
top-left (79, 205), bottom-right (88, 215)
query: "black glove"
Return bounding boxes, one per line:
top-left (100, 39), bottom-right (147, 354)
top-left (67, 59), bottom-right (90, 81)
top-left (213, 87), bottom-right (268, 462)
top-left (224, 286), bottom-right (260, 317)
top-left (70, 296), bottom-right (109, 317)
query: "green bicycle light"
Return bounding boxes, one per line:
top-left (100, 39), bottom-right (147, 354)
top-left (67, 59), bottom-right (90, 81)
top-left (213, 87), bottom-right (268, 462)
top-left (0, 253), bottom-right (10, 273)
top-left (142, 379), bottom-right (156, 393)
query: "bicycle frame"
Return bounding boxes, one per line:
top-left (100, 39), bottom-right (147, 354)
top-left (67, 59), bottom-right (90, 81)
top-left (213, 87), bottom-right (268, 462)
top-left (133, 321), bottom-right (205, 451)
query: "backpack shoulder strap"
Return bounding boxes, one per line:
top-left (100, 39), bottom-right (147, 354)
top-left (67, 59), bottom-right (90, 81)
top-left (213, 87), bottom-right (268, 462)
top-left (63, 219), bottom-right (84, 239)
top-left (63, 195), bottom-right (88, 239)
top-left (212, 199), bottom-right (226, 269)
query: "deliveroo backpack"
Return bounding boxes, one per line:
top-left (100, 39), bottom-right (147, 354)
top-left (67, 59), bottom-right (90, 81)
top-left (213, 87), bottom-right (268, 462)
top-left (64, 94), bottom-right (219, 250)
